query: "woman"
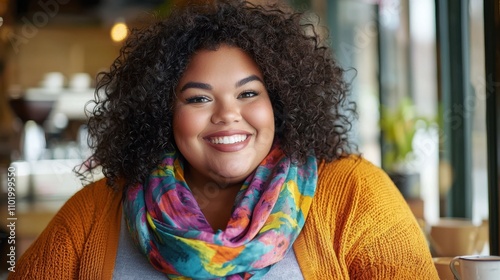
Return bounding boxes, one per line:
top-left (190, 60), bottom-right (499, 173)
top-left (10, 1), bottom-right (438, 279)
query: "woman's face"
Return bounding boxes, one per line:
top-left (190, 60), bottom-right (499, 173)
top-left (173, 45), bottom-right (275, 187)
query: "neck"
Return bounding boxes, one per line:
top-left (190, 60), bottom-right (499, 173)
top-left (184, 166), bottom-right (243, 231)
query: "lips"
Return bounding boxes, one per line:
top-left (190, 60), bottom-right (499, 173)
top-left (203, 131), bottom-right (251, 152)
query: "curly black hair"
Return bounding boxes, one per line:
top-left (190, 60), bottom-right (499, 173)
top-left (80, 0), bottom-right (356, 190)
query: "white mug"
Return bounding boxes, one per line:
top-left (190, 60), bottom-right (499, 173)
top-left (450, 255), bottom-right (500, 280)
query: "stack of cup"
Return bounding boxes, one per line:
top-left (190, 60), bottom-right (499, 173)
top-left (429, 218), bottom-right (487, 257)
top-left (429, 218), bottom-right (491, 279)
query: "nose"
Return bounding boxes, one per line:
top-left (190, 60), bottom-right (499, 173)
top-left (210, 99), bottom-right (241, 124)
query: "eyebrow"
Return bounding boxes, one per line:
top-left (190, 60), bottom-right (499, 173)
top-left (235, 75), bottom-right (264, 88)
top-left (179, 82), bottom-right (212, 93)
top-left (179, 75), bottom-right (264, 93)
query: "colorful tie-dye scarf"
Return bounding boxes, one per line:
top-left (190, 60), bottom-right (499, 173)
top-left (123, 146), bottom-right (317, 279)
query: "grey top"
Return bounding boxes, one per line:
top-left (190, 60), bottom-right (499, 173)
top-left (113, 213), bottom-right (304, 279)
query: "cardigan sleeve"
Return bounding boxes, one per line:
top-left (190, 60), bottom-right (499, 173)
top-left (8, 192), bottom-right (91, 279)
top-left (7, 179), bottom-right (122, 280)
top-left (340, 159), bottom-right (438, 279)
top-left (294, 156), bottom-right (439, 279)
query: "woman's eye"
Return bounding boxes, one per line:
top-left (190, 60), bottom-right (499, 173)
top-left (238, 91), bottom-right (258, 99)
top-left (185, 96), bottom-right (211, 103)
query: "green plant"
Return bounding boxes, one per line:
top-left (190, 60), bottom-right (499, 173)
top-left (379, 98), bottom-right (432, 173)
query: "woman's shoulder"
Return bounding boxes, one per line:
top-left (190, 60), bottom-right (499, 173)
top-left (313, 154), bottom-right (415, 231)
top-left (41, 177), bottom-right (123, 246)
top-left (55, 177), bottom-right (122, 222)
top-left (318, 154), bottom-right (389, 184)
top-left (68, 177), bottom-right (120, 203)
top-left (316, 154), bottom-right (403, 206)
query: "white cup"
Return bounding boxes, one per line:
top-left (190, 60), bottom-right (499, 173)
top-left (69, 73), bottom-right (91, 90)
top-left (450, 255), bottom-right (500, 280)
top-left (41, 72), bottom-right (65, 89)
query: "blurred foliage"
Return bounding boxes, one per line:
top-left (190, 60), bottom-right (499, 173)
top-left (380, 98), bottom-right (434, 173)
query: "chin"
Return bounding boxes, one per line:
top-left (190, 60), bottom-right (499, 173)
top-left (214, 166), bottom-right (254, 184)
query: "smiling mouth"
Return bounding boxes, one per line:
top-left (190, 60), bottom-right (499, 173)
top-left (208, 134), bottom-right (248, 144)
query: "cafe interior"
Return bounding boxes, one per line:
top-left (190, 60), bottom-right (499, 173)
top-left (0, 0), bottom-right (499, 276)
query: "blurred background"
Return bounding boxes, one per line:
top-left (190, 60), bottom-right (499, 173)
top-left (0, 0), bottom-right (498, 268)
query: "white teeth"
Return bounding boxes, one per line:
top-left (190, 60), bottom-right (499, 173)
top-left (210, 134), bottom-right (248, 144)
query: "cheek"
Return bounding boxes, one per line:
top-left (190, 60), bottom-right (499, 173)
top-left (173, 108), bottom-right (203, 144)
top-left (247, 100), bottom-right (275, 138)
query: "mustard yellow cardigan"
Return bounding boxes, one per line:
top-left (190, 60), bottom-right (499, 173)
top-left (9, 156), bottom-right (439, 279)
